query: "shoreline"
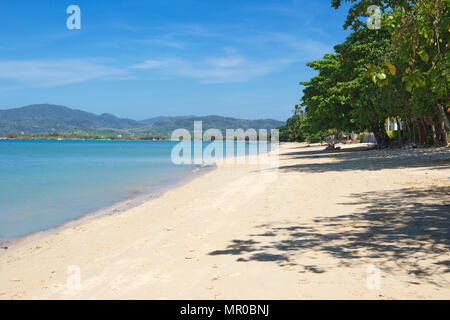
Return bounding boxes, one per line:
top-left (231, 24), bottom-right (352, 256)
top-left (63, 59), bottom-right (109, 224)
top-left (0, 143), bottom-right (272, 252)
top-left (0, 162), bottom-right (216, 254)
top-left (0, 142), bottom-right (449, 299)
top-left (0, 141), bottom-right (273, 252)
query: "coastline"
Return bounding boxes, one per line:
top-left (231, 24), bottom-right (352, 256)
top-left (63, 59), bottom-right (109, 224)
top-left (0, 142), bottom-right (449, 299)
top-left (0, 138), bottom-right (270, 250)
top-left (0, 162), bottom-right (216, 254)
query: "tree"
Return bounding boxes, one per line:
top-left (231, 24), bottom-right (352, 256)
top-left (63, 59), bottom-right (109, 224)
top-left (6, 132), bottom-right (17, 138)
top-left (332, 0), bottom-right (449, 144)
top-left (284, 1), bottom-right (448, 146)
top-left (300, 26), bottom-right (400, 145)
top-left (278, 105), bottom-right (306, 142)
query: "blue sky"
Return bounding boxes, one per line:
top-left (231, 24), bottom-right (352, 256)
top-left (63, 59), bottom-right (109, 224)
top-left (0, 0), bottom-right (351, 121)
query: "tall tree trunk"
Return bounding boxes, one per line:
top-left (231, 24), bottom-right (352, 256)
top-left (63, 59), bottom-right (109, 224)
top-left (405, 117), bottom-right (410, 142)
top-left (437, 103), bottom-right (449, 146)
top-left (371, 126), bottom-right (380, 146)
top-left (411, 118), bottom-right (416, 144)
top-left (431, 122), bottom-right (437, 146)
top-left (397, 117), bottom-right (404, 144)
top-left (372, 121), bottom-right (388, 147)
top-left (419, 118), bottom-right (427, 145)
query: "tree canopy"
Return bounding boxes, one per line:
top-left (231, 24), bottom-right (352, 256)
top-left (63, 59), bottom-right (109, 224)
top-left (280, 0), bottom-right (449, 146)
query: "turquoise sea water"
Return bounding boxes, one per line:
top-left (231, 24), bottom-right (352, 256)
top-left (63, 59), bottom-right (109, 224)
top-left (0, 139), bottom-right (267, 241)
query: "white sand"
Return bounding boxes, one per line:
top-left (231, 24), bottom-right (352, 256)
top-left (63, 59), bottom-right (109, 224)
top-left (0, 142), bottom-right (449, 299)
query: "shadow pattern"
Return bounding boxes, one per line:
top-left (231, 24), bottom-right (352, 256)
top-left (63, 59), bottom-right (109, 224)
top-left (209, 187), bottom-right (450, 284)
top-left (278, 147), bottom-right (450, 173)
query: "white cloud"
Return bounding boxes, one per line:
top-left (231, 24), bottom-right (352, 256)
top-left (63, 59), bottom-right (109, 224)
top-left (132, 59), bottom-right (169, 69)
top-left (238, 32), bottom-right (332, 60)
top-left (0, 59), bottom-right (125, 88)
top-left (268, 32), bottom-right (331, 57)
top-left (121, 24), bottom-right (224, 50)
top-left (132, 54), bottom-right (295, 83)
top-left (128, 36), bottom-right (186, 49)
top-left (205, 56), bottom-right (245, 68)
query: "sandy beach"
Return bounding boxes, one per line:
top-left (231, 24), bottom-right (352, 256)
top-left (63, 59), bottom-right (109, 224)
top-left (0, 142), bottom-right (449, 300)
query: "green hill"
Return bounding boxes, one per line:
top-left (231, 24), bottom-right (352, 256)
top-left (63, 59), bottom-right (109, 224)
top-left (0, 104), bottom-right (285, 137)
top-left (0, 104), bottom-right (139, 135)
top-left (134, 115), bottom-right (284, 137)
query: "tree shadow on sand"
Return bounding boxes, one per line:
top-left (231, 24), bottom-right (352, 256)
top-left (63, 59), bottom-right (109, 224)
top-left (209, 187), bottom-right (450, 285)
top-left (277, 146), bottom-right (450, 172)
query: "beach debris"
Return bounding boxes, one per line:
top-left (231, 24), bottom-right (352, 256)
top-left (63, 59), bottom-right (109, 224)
top-left (324, 143), bottom-right (334, 150)
top-left (10, 279), bottom-right (21, 282)
top-left (324, 143), bottom-right (341, 151)
top-left (1, 246), bottom-right (8, 250)
top-left (403, 143), bottom-right (418, 150)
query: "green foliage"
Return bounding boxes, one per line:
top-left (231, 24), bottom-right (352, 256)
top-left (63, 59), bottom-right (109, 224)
top-left (336, 0), bottom-right (449, 144)
top-left (386, 130), bottom-right (399, 139)
top-left (279, 105), bottom-right (312, 142)
top-left (332, 0), bottom-right (448, 108)
top-left (283, 1), bottom-right (449, 146)
top-left (300, 26), bottom-right (398, 144)
top-left (357, 132), bottom-right (366, 141)
top-left (332, 0), bottom-right (413, 31)
top-left (305, 133), bottom-right (324, 143)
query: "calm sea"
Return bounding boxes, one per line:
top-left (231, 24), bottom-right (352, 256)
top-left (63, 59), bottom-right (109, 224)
top-left (0, 139), bottom-right (267, 242)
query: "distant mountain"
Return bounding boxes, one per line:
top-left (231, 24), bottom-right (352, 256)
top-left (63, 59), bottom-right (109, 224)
top-left (0, 104), bottom-right (285, 137)
top-left (134, 115), bottom-right (285, 137)
top-left (140, 116), bottom-right (170, 125)
top-left (0, 104), bottom-right (140, 135)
